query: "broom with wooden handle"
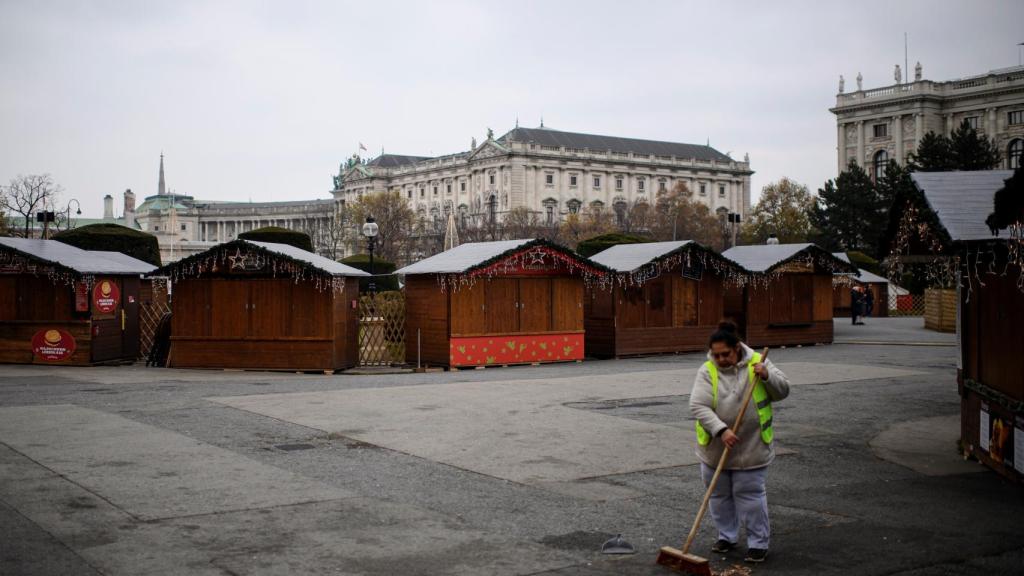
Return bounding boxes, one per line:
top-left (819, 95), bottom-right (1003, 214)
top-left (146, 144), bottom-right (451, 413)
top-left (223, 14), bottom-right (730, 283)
top-left (655, 347), bottom-right (770, 575)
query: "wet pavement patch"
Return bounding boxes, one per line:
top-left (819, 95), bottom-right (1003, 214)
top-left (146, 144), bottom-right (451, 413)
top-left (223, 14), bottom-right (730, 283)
top-left (538, 530), bottom-right (616, 551)
top-left (274, 443), bottom-right (315, 452)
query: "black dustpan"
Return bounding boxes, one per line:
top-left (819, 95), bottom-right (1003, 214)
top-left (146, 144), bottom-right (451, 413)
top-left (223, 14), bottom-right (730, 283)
top-left (601, 533), bottom-right (636, 555)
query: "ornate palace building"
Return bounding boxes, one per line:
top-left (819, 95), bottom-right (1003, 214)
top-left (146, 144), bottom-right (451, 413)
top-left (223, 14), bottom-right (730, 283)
top-left (831, 63), bottom-right (1024, 179)
top-left (331, 126), bottom-right (753, 228)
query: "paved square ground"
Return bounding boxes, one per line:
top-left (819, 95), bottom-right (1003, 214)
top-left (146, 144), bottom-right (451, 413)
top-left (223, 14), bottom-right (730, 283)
top-left (2, 319), bottom-right (1021, 576)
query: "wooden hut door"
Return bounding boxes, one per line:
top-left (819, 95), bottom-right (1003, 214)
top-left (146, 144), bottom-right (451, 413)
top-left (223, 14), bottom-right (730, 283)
top-left (518, 278), bottom-right (552, 332)
top-left (769, 277), bottom-right (793, 324)
top-left (485, 279), bottom-right (519, 333)
top-left (450, 281), bottom-right (485, 335)
top-left (121, 276), bottom-right (141, 360)
top-left (645, 276), bottom-right (672, 327)
top-left (91, 277), bottom-right (124, 363)
top-left (552, 278), bottom-right (584, 332)
top-left (790, 275), bottom-right (814, 323)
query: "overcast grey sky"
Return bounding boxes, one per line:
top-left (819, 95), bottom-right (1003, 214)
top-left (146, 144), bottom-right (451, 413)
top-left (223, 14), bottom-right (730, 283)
top-left (2, 0), bottom-right (1022, 218)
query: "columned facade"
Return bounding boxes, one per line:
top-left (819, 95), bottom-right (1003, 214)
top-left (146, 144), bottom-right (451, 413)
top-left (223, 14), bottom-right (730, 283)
top-left (831, 64), bottom-right (1024, 176)
top-left (332, 126), bottom-right (754, 230)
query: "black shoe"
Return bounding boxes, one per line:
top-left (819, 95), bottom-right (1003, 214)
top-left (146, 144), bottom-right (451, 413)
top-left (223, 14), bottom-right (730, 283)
top-left (744, 548), bottom-right (768, 563)
top-left (711, 539), bottom-right (737, 553)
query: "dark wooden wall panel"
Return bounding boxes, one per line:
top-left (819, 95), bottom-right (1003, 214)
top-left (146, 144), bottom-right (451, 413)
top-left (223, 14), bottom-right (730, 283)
top-left (450, 281), bottom-right (485, 335)
top-left (619, 285), bottom-right (645, 329)
top-left (769, 277), bottom-right (792, 324)
top-left (210, 279), bottom-right (249, 339)
top-left (404, 276), bottom-right (449, 366)
top-left (645, 276), bottom-right (671, 328)
top-left (698, 275), bottom-right (724, 326)
top-left (792, 275), bottom-right (814, 322)
top-left (0, 277), bottom-right (18, 320)
top-left (744, 320), bottom-right (834, 347)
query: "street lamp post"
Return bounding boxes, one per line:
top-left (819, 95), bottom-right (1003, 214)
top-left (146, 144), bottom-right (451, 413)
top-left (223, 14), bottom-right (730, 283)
top-left (362, 216), bottom-right (379, 293)
top-left (727, 212), bottom-right (742, 248)
top-left (66, 199), bottom-right (81, 231)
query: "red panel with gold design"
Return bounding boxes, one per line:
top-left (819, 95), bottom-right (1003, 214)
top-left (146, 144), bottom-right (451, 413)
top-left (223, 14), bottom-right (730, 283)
top-left (449, 333), bottom-right (584, 367)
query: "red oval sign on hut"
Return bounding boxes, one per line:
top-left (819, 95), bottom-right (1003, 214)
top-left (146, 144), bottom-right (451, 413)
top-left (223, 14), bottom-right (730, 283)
top-left (93, 279), bottom-right (120, 314)
top-left (31, 329), bottom-right (77, 362)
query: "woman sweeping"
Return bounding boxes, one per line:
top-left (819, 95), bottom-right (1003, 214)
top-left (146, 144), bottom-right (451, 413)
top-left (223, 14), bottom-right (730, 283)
top-left (688, 322), bottom-right (790, 564)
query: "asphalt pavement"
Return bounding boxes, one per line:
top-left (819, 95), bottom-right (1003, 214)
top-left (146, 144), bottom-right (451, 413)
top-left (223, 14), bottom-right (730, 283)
top-left (2, 318), bottom-right (1021, 576)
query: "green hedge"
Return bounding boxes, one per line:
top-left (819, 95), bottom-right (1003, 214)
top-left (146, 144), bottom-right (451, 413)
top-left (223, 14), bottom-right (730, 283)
top-left (238, 226), bottom-right (313, 252)
top-left (845, 250), bottom-right (881, 275)
top-left (575, 232), bottom-right (650, 258)
top-left (53, 224), bottom-right (161, 266)
top-left (342, 253), bottom-right (399, 291)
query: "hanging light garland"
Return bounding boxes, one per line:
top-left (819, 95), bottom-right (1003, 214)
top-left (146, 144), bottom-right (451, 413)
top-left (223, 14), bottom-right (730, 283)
top-left (886, 200), bottom-right (1024, 296)
top-left (155, 241), bottom-right (347, 293)
top-left (435, 243), bottom-right (612, 292)
top-left (0, 248), bottom-right (94, 288)
top-left (610, 246), bottom-right (749, 289)
top-left (742, 250), bottom-right (854, 291)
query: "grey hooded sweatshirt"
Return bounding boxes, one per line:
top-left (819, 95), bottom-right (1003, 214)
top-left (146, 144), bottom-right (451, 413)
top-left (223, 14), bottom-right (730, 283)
top-left (689, 343), bottom-right (790, 470)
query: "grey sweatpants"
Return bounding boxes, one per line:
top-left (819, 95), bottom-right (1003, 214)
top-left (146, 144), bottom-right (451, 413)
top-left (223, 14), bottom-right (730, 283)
top-left (700, 463), bottom-right (770, 549)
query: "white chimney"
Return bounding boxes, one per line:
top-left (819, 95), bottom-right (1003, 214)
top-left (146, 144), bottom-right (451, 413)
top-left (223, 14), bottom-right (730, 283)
top-left (103, 194), bottom-right (114, 219)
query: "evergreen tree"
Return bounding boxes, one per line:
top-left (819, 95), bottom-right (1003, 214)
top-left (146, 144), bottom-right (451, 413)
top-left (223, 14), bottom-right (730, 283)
top-left (986, 166), bottom-right (1024, 233)
top-left (875, 160), bottom-right (914, 212)
top-left (949, 119), bottom-right (1002, 170)
top-left (907, 122), bottom-right (1001, 172)
top-left (907, 131), bottom-right (954, 171)
top-left (813, 160), bottom-right (886, 256)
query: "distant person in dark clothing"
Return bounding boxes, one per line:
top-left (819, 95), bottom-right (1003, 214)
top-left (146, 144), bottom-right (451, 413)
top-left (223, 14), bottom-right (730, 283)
top-left (850, 286), bottom-right (864, 325)
top-left (864, 288), bottom-right (874, 318)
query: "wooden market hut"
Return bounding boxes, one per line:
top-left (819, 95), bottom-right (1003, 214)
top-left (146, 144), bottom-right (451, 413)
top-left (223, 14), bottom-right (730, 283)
top-left (0, 237), bottom-right (156, 365)
top-left (721, 243), bottom-right (856, 347)
top-left (154, 239), bottom-right (368, 372)
top-left (584, 240), bottom-right (747, 357)
top-left (395, 239), bottom-right (611, 368)
top-left (831, 253), bottom-right (890, 318)
top-left (889, 170), bottom-right (1023, 483)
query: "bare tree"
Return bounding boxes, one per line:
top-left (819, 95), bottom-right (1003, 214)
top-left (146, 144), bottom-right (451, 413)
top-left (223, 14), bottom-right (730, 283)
top-left (2, 174), bottom-right (62, 237)
top-left (502, 206), bottom-right (542, 240)
top-left (619, 199), bottom-right (653, 235)
top-left (345, 191), bottom-right (416, 264)
top-left (652, 182), bottom-right (722, 248)
top-left (314, 202), bottom-right (350, 261)
top-left (557, 207), bottom-right (616, 249)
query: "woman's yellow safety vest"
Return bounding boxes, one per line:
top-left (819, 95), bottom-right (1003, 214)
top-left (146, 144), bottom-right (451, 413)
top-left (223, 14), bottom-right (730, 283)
top-left (695, 352), bottom-right (774, 446)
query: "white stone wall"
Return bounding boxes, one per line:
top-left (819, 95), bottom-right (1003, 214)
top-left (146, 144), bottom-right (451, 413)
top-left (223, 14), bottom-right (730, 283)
top-left (335, 139), bottom-right (753, 227)
top-left (832, 66), bottom-right (1024, 174)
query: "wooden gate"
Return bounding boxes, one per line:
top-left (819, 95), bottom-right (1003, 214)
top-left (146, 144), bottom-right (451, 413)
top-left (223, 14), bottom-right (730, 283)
top-left (139, 280), bottom-right (171, 361)
top-left (358, 291), bottom-right (406, 366)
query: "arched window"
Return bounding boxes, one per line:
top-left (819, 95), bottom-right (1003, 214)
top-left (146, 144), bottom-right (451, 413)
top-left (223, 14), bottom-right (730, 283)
top-left (873, 150), bottom-right (889, 181)
top-left (487, 194), bottom-right (497, 224)
top-left (542, 198), bottom-right (558, 226)
top-left (614, 200), bottom-right (628, 227)
top-left (566, 199), bottom-right (581, 214)
top-left (1009, 139), bottom-right (1023, 170)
